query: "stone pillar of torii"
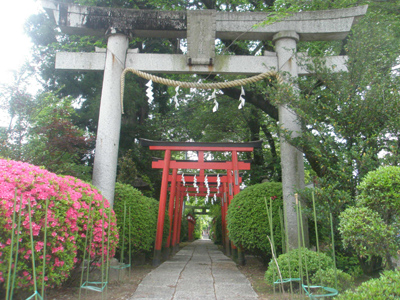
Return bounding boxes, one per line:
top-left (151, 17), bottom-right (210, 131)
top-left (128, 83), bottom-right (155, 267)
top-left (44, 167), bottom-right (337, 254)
top-left (42, 1), bottom-right (367, 248)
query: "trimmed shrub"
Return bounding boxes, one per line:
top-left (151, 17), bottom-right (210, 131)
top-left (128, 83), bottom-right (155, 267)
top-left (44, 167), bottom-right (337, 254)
top-left (335, 270), bottom-right (400, 299)
top-left (357, 166), bottom-right (400, 223)
top-left (113, 182), bottom-right (169, 259)
top-left (226, 182), bottom-right (283, 263)
top-left (0, 159), bottom-right (118, 293)
top-left (339, 206), bottom-right (397, 259)
top-left (310, 268), bottom-right (354, 293)
top-left (339, 166), bottom-right (400, 274)
top-left (264, 247), bottom-right (333, 284)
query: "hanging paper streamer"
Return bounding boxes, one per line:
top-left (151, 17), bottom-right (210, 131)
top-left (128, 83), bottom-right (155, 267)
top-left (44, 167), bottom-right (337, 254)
top-left (146, 80), bottom-right (154, 104)
top-left (193, 175), bottom-right (197, 188)
top-left (205, 195), bottom-right (208, 204)
top-left (186, 192), bottom-right (189, 202)
top-left (196, 186), bottom-right (199, 194)
top-left (238, 86), bottom-right (245, 109)
top-left (213, 193), bottom-right (217, 203)
top-left (209, 89), bottom-right (218, 112)
top-left (217, 174), bottom-right (221, 193)
top-left (173, 86), bottom-right (180, 108)
top-left (204, 175), bottom-right (210, 199)
top-left (181, 173), bottom-right (185, 186)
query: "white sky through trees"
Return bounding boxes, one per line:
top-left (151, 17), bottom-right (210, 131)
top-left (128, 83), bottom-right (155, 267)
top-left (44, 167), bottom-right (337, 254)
top-left (0, 0), bottom-right (41, 127)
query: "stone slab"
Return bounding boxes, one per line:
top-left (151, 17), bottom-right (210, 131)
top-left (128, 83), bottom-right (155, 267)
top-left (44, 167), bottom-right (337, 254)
top-left (44, 1), bottom-right (367, 41)
top-left (56, 52), bottom-right (347, 75)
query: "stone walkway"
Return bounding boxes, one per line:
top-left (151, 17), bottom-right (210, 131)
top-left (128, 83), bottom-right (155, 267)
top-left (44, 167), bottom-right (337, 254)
top-left (130, 239), bottom-right (259, 299)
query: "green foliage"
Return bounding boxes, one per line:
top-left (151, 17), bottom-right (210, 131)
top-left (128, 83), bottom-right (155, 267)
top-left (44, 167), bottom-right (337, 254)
top-left (339, 207), bottom-right (397, 259)
top-left (284, 0), bottom-right (400, 204)
top-left (338, 206), bottom-right (397, 275)
top-left (336, 270), bottom-right (400, 300)
top-left (264, 247), bottom-right (333, 284)
top-left (334, 250), bottom-right (360, 275)
top-left (310, 268), bottom-right (354, 293)
top-left (113, 182), bottom-right (169, 259)
top-left (210, 214), bottom-right (223, 245)
top-left (209, 204), bottom-right (223, 245)
top-left (357, 166), bottom-right (400, 223)
top-left (180, 218), bottom-right (188, 242)
top-left (339, 167), bottom-right (400, 273)
top-left (226, 182), bottom-right (283, 263)
top-left (117, 149), bottom-right (155, 197)
top-left (0, 88), bottom-right (94, 181)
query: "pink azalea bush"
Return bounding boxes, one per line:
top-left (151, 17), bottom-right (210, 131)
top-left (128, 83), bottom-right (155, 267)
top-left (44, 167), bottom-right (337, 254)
top-left (0, 159), bottom-right (118, 292)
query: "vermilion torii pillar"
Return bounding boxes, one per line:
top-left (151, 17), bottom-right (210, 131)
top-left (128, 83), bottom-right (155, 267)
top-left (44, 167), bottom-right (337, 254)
top-left (140, 138), bottom-right (260, 265)
top-left (43, 1), bottom-right (367, 248)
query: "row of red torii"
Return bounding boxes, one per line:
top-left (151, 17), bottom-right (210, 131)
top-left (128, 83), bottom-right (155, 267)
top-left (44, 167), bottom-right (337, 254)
top-left (140, 139), bottom-right (262, 266)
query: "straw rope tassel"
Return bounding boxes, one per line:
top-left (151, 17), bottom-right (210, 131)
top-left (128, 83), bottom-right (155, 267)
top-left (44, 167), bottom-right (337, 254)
top-left (120, 68), bottom-right (283, 114)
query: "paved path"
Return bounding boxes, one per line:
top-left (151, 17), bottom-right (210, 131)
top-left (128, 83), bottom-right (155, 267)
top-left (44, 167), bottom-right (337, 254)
top-left (130, 239), bottom-right (259, 300)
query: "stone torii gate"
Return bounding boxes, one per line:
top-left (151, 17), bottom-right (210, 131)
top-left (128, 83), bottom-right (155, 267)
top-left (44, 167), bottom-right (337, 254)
top-left (42, 1), bottom-right (367, 249)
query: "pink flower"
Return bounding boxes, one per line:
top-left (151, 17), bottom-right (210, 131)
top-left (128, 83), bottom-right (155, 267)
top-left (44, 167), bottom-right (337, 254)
top-left (0, 159), bottom-right (118, 289)
top-left (35, 241), bottom-right (44, 252)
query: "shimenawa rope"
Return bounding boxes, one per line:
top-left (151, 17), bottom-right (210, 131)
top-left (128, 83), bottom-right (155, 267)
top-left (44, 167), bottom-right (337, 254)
top-left (120, 68), bottom-right (283, 113)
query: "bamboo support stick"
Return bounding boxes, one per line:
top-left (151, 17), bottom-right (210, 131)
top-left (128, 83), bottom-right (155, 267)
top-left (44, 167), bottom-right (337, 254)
top-left (10, 195), bottom-right (23, 300)
top-left (5, 191), bottom-right (18, 300)
top-left (27, 201), bottom-right (39, 300)
top-left (40, 198), bottom-right (49, 298)
top-left (330, 213), bottom-right (338, 290)
top-left (312, 192), bottom-right (322, 285)
top-left (79, 201), bottom-right (93, 300)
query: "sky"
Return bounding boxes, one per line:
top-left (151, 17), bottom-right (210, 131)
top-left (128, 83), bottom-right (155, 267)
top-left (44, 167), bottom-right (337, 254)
top-left (0, 1), bottom-right (42, 85)
top-left (0, 0), bottom-right (42, 127)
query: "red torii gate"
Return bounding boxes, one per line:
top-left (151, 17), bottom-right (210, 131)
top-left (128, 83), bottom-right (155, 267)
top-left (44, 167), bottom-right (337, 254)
top-left (140, 139), bottom-right (261, 265)
top-left (169, 173), bottom-right (242, 255)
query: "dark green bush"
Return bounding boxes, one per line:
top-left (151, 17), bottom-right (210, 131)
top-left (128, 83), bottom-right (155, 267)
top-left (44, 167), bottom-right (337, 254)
top-left (114, 182), bottom-right (169, 259)
top-left (264, 247), bottom-right (333, 284)
top-left (339, 207), bottom-right (397, 260)
top-left (180, 218), bottom-right (188, 242)
top-left (335, 270), bottom-right (400, 299)
top-left (211, 214), bottom-right (223, 245)
top-left (310, 268), bottom-right (354, 293)
top-left (226, 182), bottom-right (283, 263)
top-left (338, 167), bottom-right (400, 273)
top-left (357, 166), bottom-right (400, 223)
top-left (209, 204), bottom-right (223, 245)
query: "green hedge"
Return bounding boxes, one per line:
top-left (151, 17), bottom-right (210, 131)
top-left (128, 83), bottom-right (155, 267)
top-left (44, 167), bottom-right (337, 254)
top-left (335, 270), bottom-right (400, 299)
top-left (226, 182), bottom-right (283, 263)
top-left (114, 182), bottom-right (169, 260)
top-left (264, 247), bottom-right (333, 284)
